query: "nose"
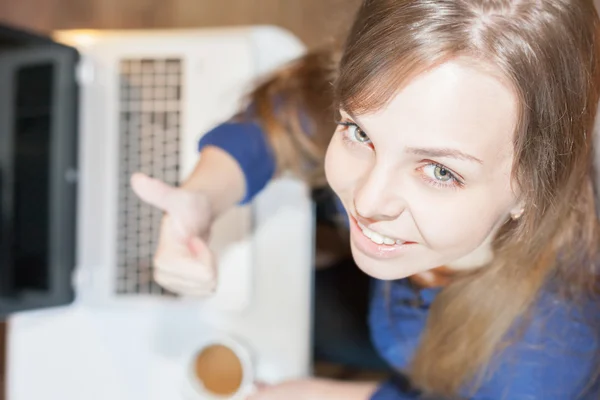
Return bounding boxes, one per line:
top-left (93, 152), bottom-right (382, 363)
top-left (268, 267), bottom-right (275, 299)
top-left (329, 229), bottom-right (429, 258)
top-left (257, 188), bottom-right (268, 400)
top-left (354, 164), bottom-right (406, 221)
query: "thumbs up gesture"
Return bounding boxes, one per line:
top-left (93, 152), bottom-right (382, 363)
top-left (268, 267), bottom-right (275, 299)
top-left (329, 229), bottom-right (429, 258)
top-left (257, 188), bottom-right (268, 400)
top-left (130, 172), bottom-right (218, 296)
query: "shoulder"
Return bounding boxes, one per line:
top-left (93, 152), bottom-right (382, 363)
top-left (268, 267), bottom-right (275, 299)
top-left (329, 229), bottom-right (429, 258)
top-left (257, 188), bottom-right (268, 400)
top-left (369, 280), bottom-right (600, 399)
top-left (471, 291), bottom-right (600, 399)
top-left (198, 119), bottom-right (270, 151)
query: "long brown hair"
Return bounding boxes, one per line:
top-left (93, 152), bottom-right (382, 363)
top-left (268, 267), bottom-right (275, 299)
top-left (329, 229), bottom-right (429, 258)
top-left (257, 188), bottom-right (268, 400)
top-left (336, 0), bottom-right (600, 396)
top-left (241, 47), bottom-right (340, 187)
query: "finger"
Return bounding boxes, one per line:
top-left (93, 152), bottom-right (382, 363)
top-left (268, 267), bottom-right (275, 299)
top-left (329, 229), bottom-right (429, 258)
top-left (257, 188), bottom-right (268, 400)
top-left (174, 286), bottom-right (216, 297)
top-left (155, 237), bottom-right (216, 280)
top-left (153, 268), bottom-right (214, 288)
top-left (130, 172), bottom-right (175, 212)
top-left (156, 280), bottom-right (214, 297)
top-left (154, 269), bottom-right (216, 296)
top-left (155, 279), bottom-right (216, 297)
top-left (187, 236), bottom-right (214, 265)
top-left (154, 256), bottom-right (216, 283)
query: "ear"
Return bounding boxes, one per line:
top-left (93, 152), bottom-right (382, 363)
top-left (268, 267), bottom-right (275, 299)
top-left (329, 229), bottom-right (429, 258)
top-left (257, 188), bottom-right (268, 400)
top-left (509, 202), bottom-right (525, 220)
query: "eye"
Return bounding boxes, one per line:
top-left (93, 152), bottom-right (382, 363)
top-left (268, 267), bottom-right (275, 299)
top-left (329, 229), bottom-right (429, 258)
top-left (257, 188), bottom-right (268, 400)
top-left (349, 124), bottom-right (371, 143)
top-left (420, 163), bottom-right (464, 189)
top-left (433, 165), bottom-right (452, 181)
top-left (337, 121), bottom-right (372, 146)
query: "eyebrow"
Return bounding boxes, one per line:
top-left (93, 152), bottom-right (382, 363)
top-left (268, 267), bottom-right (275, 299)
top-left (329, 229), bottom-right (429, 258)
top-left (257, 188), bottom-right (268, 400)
top-left (340, 109), bottom-right (367, 130)
top-left (343, 108), bottom-right (359, 121)
top-left (406, 147), bottom-right (484, 165)
top-left (340, 109), bottom-right (484, 165)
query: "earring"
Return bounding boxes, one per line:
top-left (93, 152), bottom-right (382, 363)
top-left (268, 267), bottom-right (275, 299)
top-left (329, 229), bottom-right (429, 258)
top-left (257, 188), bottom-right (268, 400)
top-left (510, 208), bottom-right (525, 220)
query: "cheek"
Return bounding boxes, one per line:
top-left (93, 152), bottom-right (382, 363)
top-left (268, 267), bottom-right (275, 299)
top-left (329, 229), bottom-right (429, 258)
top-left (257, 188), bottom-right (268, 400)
top-left (410, 189), bottom-right (511, 253)
top-left (325, 137), bottom-right (358, 196)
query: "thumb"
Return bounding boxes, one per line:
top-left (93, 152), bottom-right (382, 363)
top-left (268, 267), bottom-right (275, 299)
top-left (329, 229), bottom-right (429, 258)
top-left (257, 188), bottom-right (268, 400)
top-left (187, 236), bottom-right (215, 268)
top-left (130, 172), bottom-right (175, 212)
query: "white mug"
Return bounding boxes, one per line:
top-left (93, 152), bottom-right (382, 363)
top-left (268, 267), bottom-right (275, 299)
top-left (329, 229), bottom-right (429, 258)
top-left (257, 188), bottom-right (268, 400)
top-left (187, 336), bottom-right (257, 400)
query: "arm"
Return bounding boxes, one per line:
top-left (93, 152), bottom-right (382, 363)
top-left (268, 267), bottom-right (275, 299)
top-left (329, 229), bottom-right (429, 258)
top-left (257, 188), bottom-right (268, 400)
top-left (307, 380), bottom-right (379, 400)
top-left (185, 48), bottom-right (336, 217)
top-left (190, 120), bottom-right (277, 217)
top-left (180, 146), bottom-right (245, 217)
top-left (248, 379), bottom-right (379, 400)
top-left (130, 120), bottom-right (276, 295)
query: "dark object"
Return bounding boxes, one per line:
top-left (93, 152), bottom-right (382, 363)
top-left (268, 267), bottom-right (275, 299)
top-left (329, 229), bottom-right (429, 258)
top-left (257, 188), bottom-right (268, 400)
top-left (0, 24), bottom-right (79, 317)
top-left (312, 256), bottom-right (390, 372)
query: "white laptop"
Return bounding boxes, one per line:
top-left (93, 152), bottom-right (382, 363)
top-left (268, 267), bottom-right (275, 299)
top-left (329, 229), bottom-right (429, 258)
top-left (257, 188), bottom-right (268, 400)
top-left (6, 26), bottom-right (315, 400)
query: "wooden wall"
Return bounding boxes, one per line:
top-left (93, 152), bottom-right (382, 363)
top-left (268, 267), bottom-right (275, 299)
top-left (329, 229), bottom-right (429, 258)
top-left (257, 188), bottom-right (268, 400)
top-left (0, 0), bottom-right (362, 49)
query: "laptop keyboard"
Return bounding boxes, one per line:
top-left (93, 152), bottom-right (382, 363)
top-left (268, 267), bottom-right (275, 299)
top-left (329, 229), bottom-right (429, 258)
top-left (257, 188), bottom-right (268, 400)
top-left (116, 58), bottom-right (182, 295)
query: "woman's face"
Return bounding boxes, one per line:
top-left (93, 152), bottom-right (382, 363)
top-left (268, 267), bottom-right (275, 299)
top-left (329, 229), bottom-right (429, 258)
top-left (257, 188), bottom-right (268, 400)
top-left (325, 59), bottom-right (522, 280)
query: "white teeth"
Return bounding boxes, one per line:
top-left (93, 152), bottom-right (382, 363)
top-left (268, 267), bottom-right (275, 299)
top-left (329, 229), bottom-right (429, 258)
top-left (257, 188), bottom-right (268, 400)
top-left (357, 222), bottom-right (399, 246)
top-left (371, 232), bottom-right (384, 245)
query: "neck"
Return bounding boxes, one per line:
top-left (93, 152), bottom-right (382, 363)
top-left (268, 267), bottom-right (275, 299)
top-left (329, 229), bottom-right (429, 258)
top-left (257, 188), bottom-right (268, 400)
top-left (409, 266), bottom-right (455, 288)
top-left (446, 243), bottom-right (494, 272)
top-left (410, 245), bottom-right (494, 288)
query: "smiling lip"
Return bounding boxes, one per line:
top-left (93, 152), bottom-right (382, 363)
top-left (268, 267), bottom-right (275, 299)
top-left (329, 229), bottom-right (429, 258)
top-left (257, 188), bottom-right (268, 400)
top-left (349, 215), bottom-right (416, 259)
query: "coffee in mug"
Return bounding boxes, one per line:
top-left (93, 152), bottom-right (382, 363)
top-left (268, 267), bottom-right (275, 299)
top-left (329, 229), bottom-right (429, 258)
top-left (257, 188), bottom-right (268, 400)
top-left (194, 344), bottom-right (243, 396)
top-left (188, 337), bottom-right (255, 399)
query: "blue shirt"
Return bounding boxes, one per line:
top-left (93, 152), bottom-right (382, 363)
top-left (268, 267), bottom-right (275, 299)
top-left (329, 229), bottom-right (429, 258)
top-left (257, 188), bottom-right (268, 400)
top-left (198, 121), bottom-right (600, 399)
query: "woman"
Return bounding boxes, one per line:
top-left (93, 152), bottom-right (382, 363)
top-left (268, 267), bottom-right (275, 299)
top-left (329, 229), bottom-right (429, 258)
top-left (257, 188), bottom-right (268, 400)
top-left (133, 0), bottom-right (600, 398)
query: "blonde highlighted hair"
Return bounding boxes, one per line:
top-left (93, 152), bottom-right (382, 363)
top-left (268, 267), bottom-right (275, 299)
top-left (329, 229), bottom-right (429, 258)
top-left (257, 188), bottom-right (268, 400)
top-left (336, 0), bottom-right (600, 396)
top-left (240, 0), bottom-right (600, 396)
top-left (241, 47), bottom-right (340, 187)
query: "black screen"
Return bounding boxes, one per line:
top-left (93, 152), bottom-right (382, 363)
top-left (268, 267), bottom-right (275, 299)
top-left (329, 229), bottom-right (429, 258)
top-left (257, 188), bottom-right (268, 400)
top-left (0, 23), bottom-right (78, 316)
top-left (13, 64), bottom-right (54, 291)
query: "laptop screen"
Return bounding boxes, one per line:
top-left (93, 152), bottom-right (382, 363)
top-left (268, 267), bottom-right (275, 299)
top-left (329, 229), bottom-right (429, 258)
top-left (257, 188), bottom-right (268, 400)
top-left (0, 24), bottom-right (78, 316)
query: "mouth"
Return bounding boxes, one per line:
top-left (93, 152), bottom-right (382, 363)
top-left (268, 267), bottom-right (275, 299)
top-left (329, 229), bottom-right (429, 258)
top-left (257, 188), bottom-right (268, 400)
top-left (349, 214), bottom-right (416, 259)
top-left (356, 220), bottom-right (406, 246)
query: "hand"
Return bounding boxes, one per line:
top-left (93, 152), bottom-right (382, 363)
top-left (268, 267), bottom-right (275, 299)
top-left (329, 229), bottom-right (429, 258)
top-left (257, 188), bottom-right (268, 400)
top-left (130, 172), bottom-right (217, 296)
top-left (246, 379), bottom-right (319, 400)
top-left (246, 378), bottom-right (378, 400)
